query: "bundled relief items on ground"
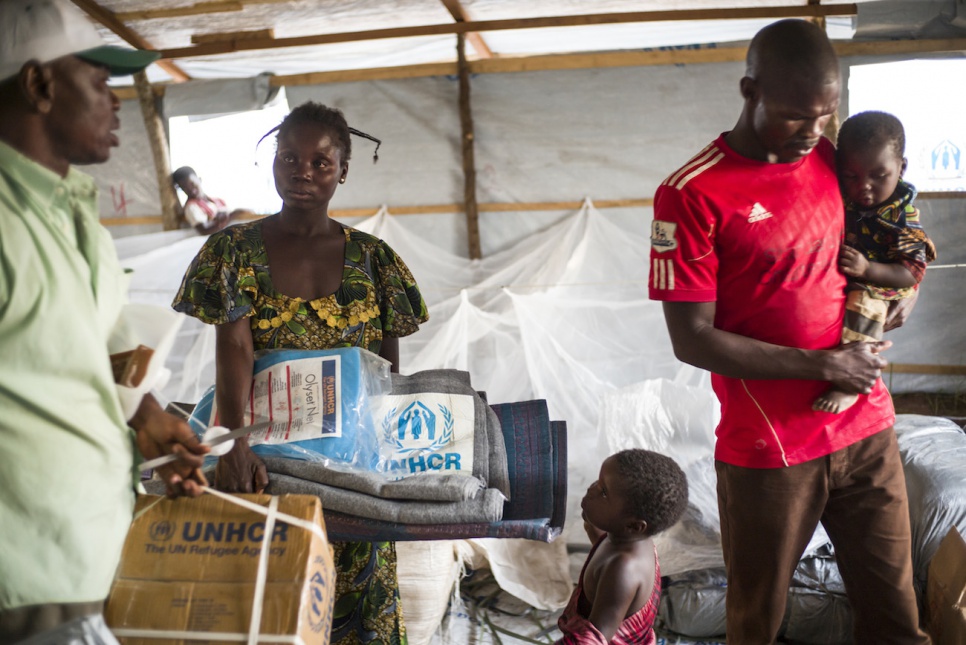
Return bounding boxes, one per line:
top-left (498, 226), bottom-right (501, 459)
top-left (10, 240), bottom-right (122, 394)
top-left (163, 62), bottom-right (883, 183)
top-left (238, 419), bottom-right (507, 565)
top-left (653, 454), bottom-right (854, 644)
top-left (897, 414), bottom-right (966, 644)
top-left (654, 414), bottom-right (966, 644)
top-left (926, 527), bottom-right (966, 644)
top-left (105, 492), bottom-right (335, 644)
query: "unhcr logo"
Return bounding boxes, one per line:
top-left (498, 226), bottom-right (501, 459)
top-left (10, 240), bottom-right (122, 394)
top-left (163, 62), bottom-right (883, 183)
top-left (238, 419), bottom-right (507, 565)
top-left (383, 402), bottom-right (459, 473)
top-left (181, 521), bottom-right (289, 543)
top-left (398, 401), bottom-right (437, 440)
top-left (149, 521), bottom-right (175, 542)
top-left (927, 139), bottom-right (964, 180)
top-left (308, 555), bottom-right (334, 634)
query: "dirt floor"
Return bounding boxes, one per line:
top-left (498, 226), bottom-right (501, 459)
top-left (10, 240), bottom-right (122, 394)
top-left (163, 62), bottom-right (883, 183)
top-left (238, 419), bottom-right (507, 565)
top-left (891, 391), bottom-right (966, 424)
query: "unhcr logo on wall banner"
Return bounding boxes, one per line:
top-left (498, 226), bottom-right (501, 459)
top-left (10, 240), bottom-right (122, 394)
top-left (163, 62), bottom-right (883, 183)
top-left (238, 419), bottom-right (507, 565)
top-left (928, 139), bottom-right (963, 180)
top-left (916, 138), bottom-right (965, 191)
top-left (376, 393), bottom-right (476, 476)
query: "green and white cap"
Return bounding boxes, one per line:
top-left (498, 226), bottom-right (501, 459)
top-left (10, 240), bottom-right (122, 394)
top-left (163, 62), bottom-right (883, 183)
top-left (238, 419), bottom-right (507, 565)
top-left (0, 0), bottom-right (160, 82)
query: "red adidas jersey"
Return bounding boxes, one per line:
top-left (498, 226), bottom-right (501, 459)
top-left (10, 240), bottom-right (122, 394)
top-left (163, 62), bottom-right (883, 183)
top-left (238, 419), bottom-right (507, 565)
top-left (649, 134), bottom-right (894, 468)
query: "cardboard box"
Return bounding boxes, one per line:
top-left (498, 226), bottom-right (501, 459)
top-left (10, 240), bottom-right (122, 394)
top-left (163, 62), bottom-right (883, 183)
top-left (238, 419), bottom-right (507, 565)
top-left (106, 493), bottom-right (334, 644)
top-left (926, 526), bottom-right (966, 645)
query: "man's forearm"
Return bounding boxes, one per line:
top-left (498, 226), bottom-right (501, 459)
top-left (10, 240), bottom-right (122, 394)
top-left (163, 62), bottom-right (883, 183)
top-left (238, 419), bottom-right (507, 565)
top-left (663, 302), bottom-right (830, 381)
top-left (670, 322), bottom-right (829, 381)
top-left (661, 301), bottom-right (886, 393)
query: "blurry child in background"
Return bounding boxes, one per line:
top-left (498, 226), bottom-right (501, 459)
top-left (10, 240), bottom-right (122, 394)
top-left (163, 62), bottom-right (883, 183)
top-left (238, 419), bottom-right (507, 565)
top-left (557, 449), bottom-right (688, 644)
top-left (813, 111), bottom-right (936, 414)
top-left (172, 166), bottom-right (251, 235)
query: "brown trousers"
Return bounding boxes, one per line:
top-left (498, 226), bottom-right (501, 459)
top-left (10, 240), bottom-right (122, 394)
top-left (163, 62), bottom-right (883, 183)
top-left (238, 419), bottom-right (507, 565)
top-left (716, 428), bottom-right (930, 644)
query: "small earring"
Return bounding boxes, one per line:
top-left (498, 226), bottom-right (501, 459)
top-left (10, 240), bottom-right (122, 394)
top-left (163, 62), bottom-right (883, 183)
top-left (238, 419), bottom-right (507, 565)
top-left (339, 178), bottom-right (346, 184)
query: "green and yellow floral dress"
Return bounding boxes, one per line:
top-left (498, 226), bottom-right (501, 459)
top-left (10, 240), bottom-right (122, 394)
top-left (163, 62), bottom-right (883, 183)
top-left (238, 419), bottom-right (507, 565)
top-left (173, 220), bottom-right (428, 645)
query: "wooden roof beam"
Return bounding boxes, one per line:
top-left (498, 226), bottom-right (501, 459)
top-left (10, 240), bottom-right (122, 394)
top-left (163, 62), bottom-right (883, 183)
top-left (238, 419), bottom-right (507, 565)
top-left (263, 35), bottom-right (966, 80)
top-left (109, 35), bottom-right (966, 99)
top-left (158, 4), bottom-right (858, 60)
top-left (116, 1), bottom-right (244, 22)
top-left (98, 193), bottom-right (966, 228)
top-left (192, 28), bottom-right (275, 46)
top-left (115, 0), bottom-right (294, 22)
top-left (440, 0), bottom-right (493, 59)
top-left (69, 0), bottom-right (190, 81)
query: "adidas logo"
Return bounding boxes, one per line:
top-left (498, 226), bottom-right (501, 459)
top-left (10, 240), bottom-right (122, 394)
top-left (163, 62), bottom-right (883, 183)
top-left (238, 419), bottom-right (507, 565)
top-left (748, 203), bottom-right (773, 223)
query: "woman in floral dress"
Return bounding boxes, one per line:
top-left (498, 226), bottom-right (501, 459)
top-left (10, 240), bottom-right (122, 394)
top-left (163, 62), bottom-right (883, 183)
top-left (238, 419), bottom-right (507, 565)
top-left (173, 101), bottom-right (428, 645)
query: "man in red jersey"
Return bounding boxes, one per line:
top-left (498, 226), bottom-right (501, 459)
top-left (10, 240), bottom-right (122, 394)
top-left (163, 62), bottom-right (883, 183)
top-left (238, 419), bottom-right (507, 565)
top-left (649, 19), bottom-right (929, 644)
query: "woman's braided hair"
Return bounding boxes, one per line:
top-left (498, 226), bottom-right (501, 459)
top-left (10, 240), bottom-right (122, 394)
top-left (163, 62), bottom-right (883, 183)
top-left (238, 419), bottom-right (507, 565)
top-left (258, 101), bottom-right (381, 163)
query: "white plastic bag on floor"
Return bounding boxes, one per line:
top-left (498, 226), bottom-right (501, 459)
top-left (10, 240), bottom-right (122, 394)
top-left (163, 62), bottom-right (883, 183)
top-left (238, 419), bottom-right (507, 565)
top-left (455, 538), bottom-right (572, 610)
top-left (397, 541), bottom-right (461, 645)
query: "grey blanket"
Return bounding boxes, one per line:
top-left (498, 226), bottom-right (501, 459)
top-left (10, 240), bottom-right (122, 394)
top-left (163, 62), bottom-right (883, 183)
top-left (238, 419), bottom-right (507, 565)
top-left (265, 473), bottom-right (505, 524)
top-left (261, 456), bottom-right (484, 502)
top-left (258, 369), bottom-right (510, 504)
top-left (388, 369), bottom-right (511, 499)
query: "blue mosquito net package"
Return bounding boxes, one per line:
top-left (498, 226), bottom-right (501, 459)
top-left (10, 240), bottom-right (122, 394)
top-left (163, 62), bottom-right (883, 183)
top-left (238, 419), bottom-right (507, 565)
top-left (189, 347), bottom-right (391, 468)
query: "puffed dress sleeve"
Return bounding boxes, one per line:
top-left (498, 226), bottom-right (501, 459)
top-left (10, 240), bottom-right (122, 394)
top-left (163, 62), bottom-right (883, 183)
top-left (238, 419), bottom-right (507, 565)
top-left (171, 227), bottom-right (259, 325)
top-left (372, 239), bottom-right (429, 338)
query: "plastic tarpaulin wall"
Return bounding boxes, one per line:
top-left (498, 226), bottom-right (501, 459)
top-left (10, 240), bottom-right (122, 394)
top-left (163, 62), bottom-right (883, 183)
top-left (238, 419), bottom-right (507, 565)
top-left (163, 72), bottom-right (280, 118)
top-left (85, 100), bottom-right (160, 226)
top-left (855, 0), bottom-right (966, 40)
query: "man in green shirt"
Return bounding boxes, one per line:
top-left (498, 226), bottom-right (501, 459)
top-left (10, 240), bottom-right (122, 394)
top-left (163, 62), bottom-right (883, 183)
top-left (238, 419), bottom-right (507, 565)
top-left (0, 1), bottom-right (209, 641)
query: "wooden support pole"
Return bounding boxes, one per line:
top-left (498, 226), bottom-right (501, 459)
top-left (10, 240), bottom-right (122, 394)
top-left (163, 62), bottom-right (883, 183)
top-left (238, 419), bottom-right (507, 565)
top-left (440, 0), bottom-right (493, 59)
top-left (809, 0), bottom-right (827, 30)
top-left (133, 70), bottom-right (181, 230)
top-left (457, 33), bottom-right (482, 260)
top-left (824, 110), bottom-right (840, 142)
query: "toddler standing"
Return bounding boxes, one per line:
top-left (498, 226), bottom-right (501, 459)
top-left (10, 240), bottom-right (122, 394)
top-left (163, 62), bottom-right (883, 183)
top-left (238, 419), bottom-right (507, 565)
top-left (556, 449), bottom-right (688, 644)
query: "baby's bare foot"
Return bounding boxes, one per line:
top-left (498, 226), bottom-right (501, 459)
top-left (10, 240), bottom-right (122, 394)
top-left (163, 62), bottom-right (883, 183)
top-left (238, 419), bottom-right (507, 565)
top-left (813, 389), bottom-right (860, 414)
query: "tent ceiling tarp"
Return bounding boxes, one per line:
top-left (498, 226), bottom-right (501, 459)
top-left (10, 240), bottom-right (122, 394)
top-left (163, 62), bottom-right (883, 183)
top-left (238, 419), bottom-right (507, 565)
top-left (78, 0), bottom-right (966, 84)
